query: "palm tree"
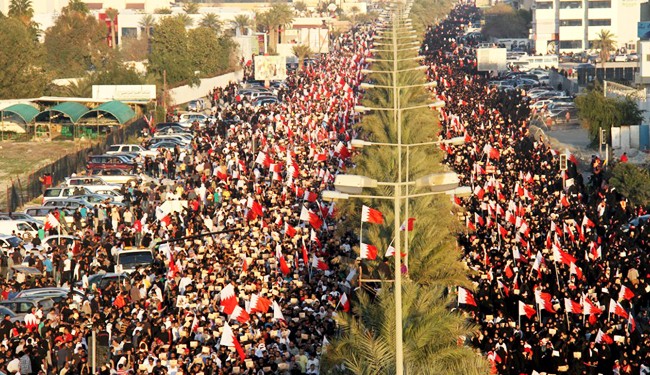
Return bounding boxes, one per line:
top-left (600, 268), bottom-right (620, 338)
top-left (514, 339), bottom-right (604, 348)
top-left (292, 44), bottom-right (312, 69)
top-left (293, 1), bottom-right (307, 14)
top-left (154, 7), bottom-right (172, 14)
top-left (139, 14), bottom-right (155, 39)
top-left (268, 3), bottom-right (294, 51)
top-left (593, 29), bottom-right (616, 79)
top-left (232, 14), bottom-right (252, 36)
top-left (174, 13), bottom-right (194, 28)
top-left (106, 8), bottom-right (118, 49)
top-left (183, 2), bottom-right (200, 14)
top-left (200, 13), bottom-right (222, 34)
top-left (349, 5), bottom-right (360, 23)
top-left (8, 0), bottom-right (33, 27)
top-left (65, 0), bottom-right (89, 14)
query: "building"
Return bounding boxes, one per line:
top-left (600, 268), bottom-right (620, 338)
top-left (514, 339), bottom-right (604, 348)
top-left (532, 0), bottom-right (647, 54)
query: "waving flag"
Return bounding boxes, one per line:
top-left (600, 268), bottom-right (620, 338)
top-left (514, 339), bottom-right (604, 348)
top-left (400, 218), bottom-right (416, 231)
top-left (609, 299), bottom-right (629, 319)
top-left (220, 322), bottom-right (246, 361)
top-left (44, 213), bottom-right (61, 231)
top-left (565, 298), bottom-right (583, 314)
top-left (360, 243), bottom-right (378, 260)
top-left (220, 284), bottom-right (238, 315)
top-left (361, 205), bottom-right (384, 224)
top-left (458, 287), bottom-right (477, 307)
top-left (518, 301), bottom-right (536, 319)
top-left (618, 285), bottom-right (634, 302)
top-left (339, 293), bottom-right (351, 312)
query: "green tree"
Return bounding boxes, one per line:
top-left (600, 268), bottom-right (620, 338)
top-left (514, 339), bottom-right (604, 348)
top-left (65, 0), bottom-right (89, 14)
top-left (258, 3), bottom-right (294, 52)
top-left (575, 84), bottom-right (644, 144)
top-left (106, 8), bottom-right (118, 49)
top-left (174, 13), bottom-right (194, 28)
top-left (188, 27), bottom-right (230, 76)
top-left (8, 0), bottom-right (33, 26)
top-left (139, 14), bottom-right (155, 38)
top-left (120, 37), bottom-right (149, 61)
top-left (232, 14), bottom-right (252, 36)
top-left (148, 16), bottom-right (197, 86)
top-left (593, 29), bottom-right (616, 72)
top-left (482, 3), bottom-right (529, 39)
top-left (293, 1), bottom-right (307, 13)
top-left (183, 2), bottom-right (200, 14)
top-left (608, 163), bottom-right (650, 207)
top-left (322, 6), bottom-right (489, 374)
top-left (154, 7), bottom-right (172, 14)
top-left (43, 7), bottom-right (109, 76)
top-left (348, 6), bottom-right (360, 23)
top-left (199, 13), bottom-right (222, 34)
top-left (0, 17), bottom-right (47, 99)
top-left (292, 44), bottom-right (312, 69)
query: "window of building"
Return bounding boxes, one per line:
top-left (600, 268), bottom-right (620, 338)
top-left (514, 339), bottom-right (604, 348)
top-left (588, 1), bottom-right (611, 8)
top-left (560, 19), bottom-right (583, 27)
top-left (588, 19), bottom-right (611, 26)
top-left (122, 28), bottom-right (137, 38)
top-left (559, 1), bottom-right (583, 9)
top-left (536, 1), bottom-right (553, 9)
top-left (559, 40), bottom-right (582, 49)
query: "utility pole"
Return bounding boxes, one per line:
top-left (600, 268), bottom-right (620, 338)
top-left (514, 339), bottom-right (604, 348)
top-left (163, 69), bottom-right (167, 121)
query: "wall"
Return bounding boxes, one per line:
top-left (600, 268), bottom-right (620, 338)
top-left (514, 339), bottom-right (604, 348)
top-left (168, 70), bottom-right (244, 105)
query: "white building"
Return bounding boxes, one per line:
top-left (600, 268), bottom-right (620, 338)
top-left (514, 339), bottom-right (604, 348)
top-left (532, 0), bottom-right (647, 54)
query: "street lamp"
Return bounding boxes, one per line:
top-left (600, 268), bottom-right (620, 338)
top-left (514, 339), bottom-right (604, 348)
top-left (354, 101), bottom-right (445, 113)
top-left (367, 56), bottom-right (425, 63)
top-left (321, 185), bottom-right (471, 202)
top-left (359, 81), bottom-right (436, 90)
top-left (362, 65), bottom-right (427, 74)
top-left (370, 46), bottom-right (419, 53)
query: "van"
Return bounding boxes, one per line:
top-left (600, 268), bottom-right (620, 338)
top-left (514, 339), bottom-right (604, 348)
top-left (0, 220), bottom-right (39, 240)
top-left (86, 155), bottom-right (136, 172)
top-left (43, 186), bottom-right (93, 203)
top-left (115, 248), bottom-right (155, 274)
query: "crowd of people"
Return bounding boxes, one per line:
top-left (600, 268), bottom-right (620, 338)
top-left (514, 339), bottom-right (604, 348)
top-left (424, 4), bottom-right (650, 375)
top-left (0, 19), bottom-right (374, 375)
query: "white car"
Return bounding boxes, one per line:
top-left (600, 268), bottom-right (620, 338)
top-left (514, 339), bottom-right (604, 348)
top-left (90, 169), bottom-right (140, 186)
top-left (178, 113), bottom-right (210, 128)
top-left (62, 176), bottom-right (121, 193)
top-left (106, 144), bottom-right (158, 158)
top-left (0, 220), bottom-right (39, 240)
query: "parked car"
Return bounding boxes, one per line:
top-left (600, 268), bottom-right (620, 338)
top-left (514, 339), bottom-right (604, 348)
top-left (622, 214), bottom-right (650, 232)
top-left (148, 141), bottom-right (191, 152)
top-left (253, 97), bottom-right (280, 106)
top-left (63, 176), bottom-right (121, 193)
top-left (0, 297), bottom-right (55, 320)
top-left (178, 113), bottom-right (211, 127)
top-left (627, 53), bottom-right (639, 62)
top-left (43, 186), bottom-right (94, 203)
top-left (41, 235), bottom-right (79, 250)
top-left (0, 220), bottom-right (39, 240)
top-left (23, 207), bottom-right (74, 225)
top-left (114, 248), bottom-right (155, 274)
top-left (0, 212), bottom-right (42, 227)
top-left (90, 169), bottom-right (140, 185)
top-left (86, 154), bottom-right (136, 172)
top-left (614, 54), bottom-right (628, 62)
top-left (75, 272), bottom-right (130, 290)
top-left (14, 287), bottom-right (84, 304)
top-left (106, 144), bottom-right (158, 158)
top-left (43, 198), bottom-right (95, 210)
top-left (187, 98), bottom-right (207, 112)
top-left (0, 235), bottom-right (23, 251)
top-left (154, 123), bottom-right (189, 134)
top-left (0, 307), bottom-right (21, 323)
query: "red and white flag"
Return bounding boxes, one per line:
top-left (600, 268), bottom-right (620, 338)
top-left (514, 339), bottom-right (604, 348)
top-left (595, 329), bottom-right (613, 344)
top-left (583, 297), bottom-right (603, 316)
top-left (458, 287), bottom-right (477, 307)
top-left (229, 305), bottom-right (250, 324)
top-left (564, 298), bottom-right (583, 314)
top-left (518, 301), bottom-right (536, 319)
top-left (220, 322), bottom-right (246, 361)
top-left (311, 254), bottom-right (329, 270)
top-left (535, 290), bottom-right (556, 313)
top-left (249, 294), bottom-right (271, 314)
top-left (618, 285), bottom-right (634, 302)
top-left (361, 205), bottom-right (384, 224)
top-left (300, 206), bottom-right (323, 229)
top-left (284, 223), bottom-right (297, 238)
top-left (220, 284), bottom-right (238, 315)
top-left (303, 191), bottom-right (318, 203)
top-left (272, 300), bottom-right (285, 322)
top-left (360, 243), bottom-right (378, 260)
top-left (609, 299), bottom-right (629, 319)
top-left (339, 293), bottom-right (350, 312)
top-left (44, 213), bottom-right (60, 231)
top-left (400, 218), bottom-right (416, 231)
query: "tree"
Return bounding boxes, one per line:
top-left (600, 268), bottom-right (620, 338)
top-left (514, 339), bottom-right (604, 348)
top-left (148, 16), bottom-right (197, 86)
top-left (188, 27), bottom-right (234, 77)
top-left (292, 44), bottom-right (312, 69)
top-left (120, 37), bottom-right (149, 61)
top-left (139, 14), bottom-right (155, 39)
top-left (348, 6), bottom-right (360, 23)
top-left (183, 2), bottom-right (200, 14)
top-left (106, 8), bottom-right (118, 49)
top-left (8, 0), bottom-right (33, 26)
top-left (232, 14), bottom-right (252, 36)
top-left (575, 84), bottom-right (644, 145)
top-left (65, 0), bottom-right (89, 14)
top-left (482, 3), bottom-right (529, 39)
top-left (0, 17), bottom-right (47, 99)
top-left (154, 7), bottom-right (172, 14)
top-left (265, 3), bottom-right (295, 52)
top-left (322, 9), bottom-right (489, 374)
top-left (293, 1), bottom-right (307, 13)
top-left (608, 163), bottom-right (650, 207)
top-left (43, 7), bottom-right (109, 76)
top-left (593, 29), bottom-right (616, 72)
top-left (174, 13), bottom-right (194, 28)
top-left (199, 13), bottom-right (222, 34)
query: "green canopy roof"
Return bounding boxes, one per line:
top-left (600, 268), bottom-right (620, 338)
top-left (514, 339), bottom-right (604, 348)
top-left (47, 102), bottom-right (90, 123)
top-left (91, 100), bottom-right (136, 124)
top-left (1, 104), bottom-right (39, 123)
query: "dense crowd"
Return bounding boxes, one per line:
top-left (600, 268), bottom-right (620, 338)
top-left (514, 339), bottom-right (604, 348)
top-left (424, 4), bottom-right (650, 375)
top-left (0, 21), bottom-right (374, 375)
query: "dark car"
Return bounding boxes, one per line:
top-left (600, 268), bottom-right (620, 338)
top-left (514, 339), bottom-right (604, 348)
top-left (86, 154), bottom-right (136, 172)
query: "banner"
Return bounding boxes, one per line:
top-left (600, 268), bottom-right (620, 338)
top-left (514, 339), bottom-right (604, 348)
top-left (476, 48), bottom-right (507, 72)
top-left (254, 56), bottom-right (288, 81)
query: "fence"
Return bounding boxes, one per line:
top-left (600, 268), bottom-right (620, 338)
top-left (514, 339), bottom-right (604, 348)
top-left (611, 125), bottom-right (650, 151)
top-left (3, 117), bottom-right (147, 213)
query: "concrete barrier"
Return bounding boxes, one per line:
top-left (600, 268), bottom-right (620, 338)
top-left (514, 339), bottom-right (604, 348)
top-left (169, 70), bottom-right (245, 105)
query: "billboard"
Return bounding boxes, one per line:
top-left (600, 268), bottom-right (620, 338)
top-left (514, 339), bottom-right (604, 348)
top-left (639, 22), bottom-right (650, 39)
top-left (254, 56), bottom-right (287, 81)
top-left (476, 48), bottom-right (507, 72)
top-left (298, 28), bottom-right (329, 54)
top-left (92, 85), bottom-right (156, 101)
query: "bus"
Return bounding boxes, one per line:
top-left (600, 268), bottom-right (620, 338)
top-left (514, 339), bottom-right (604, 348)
top-left (511, 55), bottom-right (559, 71)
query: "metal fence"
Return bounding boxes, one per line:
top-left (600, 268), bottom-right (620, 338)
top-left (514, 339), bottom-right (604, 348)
top-left (3, 118), bottom-right (146, 213)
